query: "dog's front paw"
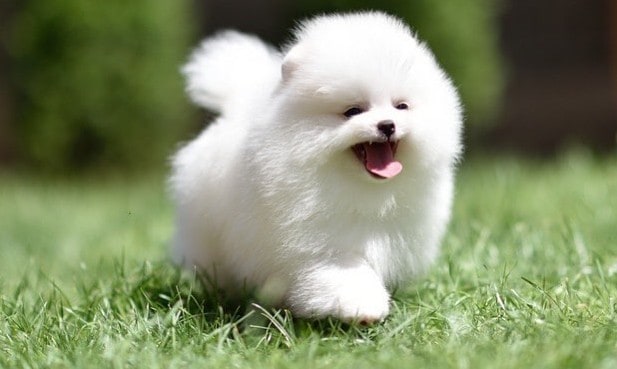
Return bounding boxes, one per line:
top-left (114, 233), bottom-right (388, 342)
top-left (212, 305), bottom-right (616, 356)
top-left (334, 283), bottom-right (390, 324)
top-left (286, 264), bottom-right (391, 324)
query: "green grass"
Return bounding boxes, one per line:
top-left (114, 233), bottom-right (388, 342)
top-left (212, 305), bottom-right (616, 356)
top-left (1, 150), bottom-right (616, 368)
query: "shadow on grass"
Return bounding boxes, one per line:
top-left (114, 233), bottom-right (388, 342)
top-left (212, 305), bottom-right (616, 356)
top-left (127, 260), bottom-right (380, 344)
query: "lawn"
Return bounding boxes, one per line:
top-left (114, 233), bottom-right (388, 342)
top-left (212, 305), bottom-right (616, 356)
top-left (1, 150), bottom-right (616, 368)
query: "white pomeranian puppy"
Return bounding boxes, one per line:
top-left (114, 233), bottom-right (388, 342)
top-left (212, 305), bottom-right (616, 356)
top-left (170, 11), bottom-right (462, 323)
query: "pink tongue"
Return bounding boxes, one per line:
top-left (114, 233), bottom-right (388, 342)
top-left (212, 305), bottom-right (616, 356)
top-left (364, 142), bottom-right (403, 179)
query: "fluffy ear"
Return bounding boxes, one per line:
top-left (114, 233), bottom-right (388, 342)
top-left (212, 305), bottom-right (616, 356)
top-left (281, 44), bottom-right (303, 82)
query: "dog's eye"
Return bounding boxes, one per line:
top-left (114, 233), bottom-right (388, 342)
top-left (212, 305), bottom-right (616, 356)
top-left (343, 107), bottom-right (364, 118)
top-left (395, 102), bottom-right (409, 110)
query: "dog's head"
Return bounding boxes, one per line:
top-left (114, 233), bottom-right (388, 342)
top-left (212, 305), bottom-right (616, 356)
top-left (258, 12), bottom-right (462, 185)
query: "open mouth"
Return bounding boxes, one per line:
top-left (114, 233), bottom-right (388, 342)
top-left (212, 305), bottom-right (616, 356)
top-left (352, 141), bottom-right (403, 179)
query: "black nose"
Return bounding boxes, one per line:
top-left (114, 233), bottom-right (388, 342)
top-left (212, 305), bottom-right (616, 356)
top-left (377, 120), bottom-right (396, 139)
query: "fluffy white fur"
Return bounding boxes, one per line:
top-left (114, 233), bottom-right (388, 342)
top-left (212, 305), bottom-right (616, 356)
top-left (170, 12), bottom-right (463, 323)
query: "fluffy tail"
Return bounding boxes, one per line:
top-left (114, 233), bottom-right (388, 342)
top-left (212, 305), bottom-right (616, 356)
top-left (181, 31), bottom-right (282, 116)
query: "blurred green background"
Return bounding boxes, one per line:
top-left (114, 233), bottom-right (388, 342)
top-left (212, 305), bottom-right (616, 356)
top-left (0, 0), bottom-right (615, 172)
